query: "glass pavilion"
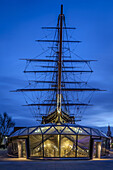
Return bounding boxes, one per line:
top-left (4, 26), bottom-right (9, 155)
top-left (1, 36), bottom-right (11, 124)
top-left (8, 124), bottom-right (110, 159)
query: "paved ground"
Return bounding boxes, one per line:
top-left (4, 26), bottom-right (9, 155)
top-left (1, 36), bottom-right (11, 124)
top-left (1, 149), bottom-right (113, 170)
top-left (1, 159), bottom-right (113, 170)
top-left (0, 149), bottom-right (8, 159)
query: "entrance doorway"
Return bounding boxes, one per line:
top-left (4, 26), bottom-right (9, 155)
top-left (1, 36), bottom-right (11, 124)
top-left (93, 140), bottom-right (102, 158)
top-left (18, 139), bottom-right (26, 158)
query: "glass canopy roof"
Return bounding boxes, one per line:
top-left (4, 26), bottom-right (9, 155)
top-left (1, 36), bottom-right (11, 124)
top-left (10, 124), bottom-right (108, 138)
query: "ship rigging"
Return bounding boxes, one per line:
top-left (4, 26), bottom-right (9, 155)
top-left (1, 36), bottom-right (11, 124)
top-left (11, 4), bottom-right (104, 124)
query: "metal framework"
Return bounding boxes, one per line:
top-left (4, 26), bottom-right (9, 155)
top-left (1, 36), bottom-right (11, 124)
top-left (9, 124), bottom-right (109, 159)
top-left (10, 124), bottom-right (108, 137)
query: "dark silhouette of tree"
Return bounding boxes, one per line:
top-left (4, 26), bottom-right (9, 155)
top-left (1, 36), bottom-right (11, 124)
top-left (0, 112), bottom-right (15, 145)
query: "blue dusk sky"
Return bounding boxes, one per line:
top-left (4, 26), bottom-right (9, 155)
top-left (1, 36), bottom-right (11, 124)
top-left (0, 0), bottom-right (113, 128)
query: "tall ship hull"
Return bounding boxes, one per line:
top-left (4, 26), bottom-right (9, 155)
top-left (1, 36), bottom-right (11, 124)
top-left (8, 5), bottom-right (110, 159)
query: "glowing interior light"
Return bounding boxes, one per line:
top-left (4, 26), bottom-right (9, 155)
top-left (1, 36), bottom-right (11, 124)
top-left (35, 129), bottom-right (40, 133)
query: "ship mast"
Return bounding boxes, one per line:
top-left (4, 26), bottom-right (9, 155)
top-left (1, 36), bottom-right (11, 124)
top-left (57, 4), bottom-right (63, 123)
top-left (11, 4), bottom-right (104, 124)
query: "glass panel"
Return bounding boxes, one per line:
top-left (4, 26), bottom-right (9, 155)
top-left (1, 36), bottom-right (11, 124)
top-left (77, 135), bottom-right (90, 157)
top-left (41, 126), bottom-right (50, 133)
top-left (62, 127), bottom-right (75, 134)
top-left (106, 139), bottom-right (110, 150)
top-left (32, 128), bottom-right (42, 135)
top-left (83, 128), bottom-right (91, 135)
top-left (93, 141), bottom-right (97, 158)
top-left (22, 140), bottom-right (26, 157)
top-left (100, 131), bottom-right (107, 137)
top-left (20, 129), bottom-right (28, 136)
top-left (54, 126), bottom-right (65, 133)
top-left (61, 135), bottom-right (76, 157)
top-left (94, 129), bottom-right (100, 135)
top-left (44, 135), bottom-right (59, 157)
top-left (45, 127), bottom-right (59, 134)
top-left (70, 127), bottom-right (79, 133)
top-left (106, 139), bottom-right (110, 156)
top-left (9, 140), bottom-right (18, 156)
top-left (92, 129), bottom-right (99, 136)
top-left (10, 130), bottom-right (20, 137)
top-left (101, 137), bottom-right (106, 156)
top-left (18, 128), bottom-right (26, 135)
top-left (29, 127), bottom-right (36, 134)
top-left (30, 135), bottom-right (43, 157)
top-left (8, 139), bottom-right (26, 157)
top-left (78, 128), bottom-right (88, 135)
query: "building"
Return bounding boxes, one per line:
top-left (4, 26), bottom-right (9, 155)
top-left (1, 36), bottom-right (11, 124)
top-left (8, 124), bottom-right (110, 159)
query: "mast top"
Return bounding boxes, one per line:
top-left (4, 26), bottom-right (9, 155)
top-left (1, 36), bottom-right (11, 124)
top-left (61, 4), bottom-right (63, 15)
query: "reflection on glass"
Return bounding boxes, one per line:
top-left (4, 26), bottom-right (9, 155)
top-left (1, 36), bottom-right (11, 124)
top-left (70, 127), bottom-right (79, 133)
top-left (83, 128), bottom-right (91, 134)
top-left (41, 126), bottom-right (50, 133)
top-left (29, 128), bottom-right (36, 134)
top-left (32, 128), bottom-right (42, 135)
top-left (20, 129), bottom-right (28, 136)
top-left (44, 135), bottom-right (59, 157)
top-left (46, 127), bottom-right (58, 134)
top-left (77, 135), bottom-right (90, 157)
top-left (101, 137), bottom-right (106, 156)
top-left (92, 129), bottom-right (98, 136)
top-left (62, 127), bottom-right (75, 134)
top-left (93, 141), bottom-right (96, 158)
top-left (30, 135), bottom-right (43, 157)
top-left (11, 140), bottom-right (18, 155)
top-left (22, 140), bottom-right (26, 157)
top-left (61, 135), bottom-right (76, 157)
top-left (54, 126), bottom-right (65, 133)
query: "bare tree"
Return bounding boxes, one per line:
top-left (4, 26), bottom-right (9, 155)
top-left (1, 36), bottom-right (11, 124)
top-left (0, 112), bottom-right (15, 145)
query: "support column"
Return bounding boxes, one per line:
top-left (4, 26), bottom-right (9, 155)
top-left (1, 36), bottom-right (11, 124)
top-left (57, 5), bottom-right (63, 122)
top-left (96, 142), bottom-right (102, 158)
top-left (59, 135), bottom-right (61, 157)
top-left (42, 135), bottom-right (44, 157)
top-left (25, 138), bottom-right (30, 159)
top-left (18, 140), bottom-right (23, 158)
top-left (89, 137), bottom-right (93, 159)
top-left (92, 140), bottom-right (102, 159)
top-left (75, 134), bottom-right (78, 157)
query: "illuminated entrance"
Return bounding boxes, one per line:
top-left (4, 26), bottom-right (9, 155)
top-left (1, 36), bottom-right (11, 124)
top-left (93, 140), bottom-right (102, 159)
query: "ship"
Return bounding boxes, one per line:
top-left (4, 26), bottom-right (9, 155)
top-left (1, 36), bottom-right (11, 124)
top-left (8, 5), bottom-right (110, 159)
top-left (11, 4), bottom-right (101, 124)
